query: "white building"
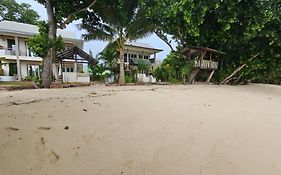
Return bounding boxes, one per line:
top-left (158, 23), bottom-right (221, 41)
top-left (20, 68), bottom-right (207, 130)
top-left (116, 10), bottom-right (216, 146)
top-left (124, 42), bottom-right (162, 83)
top-left (0, 20), bottom-right (95, 82)
top-left (104, 42), bottom-right (163, 83)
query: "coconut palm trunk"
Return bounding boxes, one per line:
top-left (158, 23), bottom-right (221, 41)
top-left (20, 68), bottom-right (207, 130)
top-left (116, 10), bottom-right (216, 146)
top-left (119, 48), bottom-right (125, 85)
top-left (117, 35), bottom-right (126, 85)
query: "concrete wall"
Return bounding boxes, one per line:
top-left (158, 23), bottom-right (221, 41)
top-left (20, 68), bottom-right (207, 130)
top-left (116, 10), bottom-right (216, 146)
top-left (1, 62), bottom-right (9, 76)
top-left (0, 37), bottom-right (6, 49)
top-left (63, 72), bottom-right (90, 83)
top-left (19, 38), bottom-right (27, 56)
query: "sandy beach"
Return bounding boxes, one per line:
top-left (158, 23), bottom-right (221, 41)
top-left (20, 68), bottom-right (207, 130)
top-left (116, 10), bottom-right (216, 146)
top-left (0, 84), bottom-right (281, 175)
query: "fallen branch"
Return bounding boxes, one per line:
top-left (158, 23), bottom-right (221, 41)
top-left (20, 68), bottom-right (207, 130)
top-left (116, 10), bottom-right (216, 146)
top-left (220, 64), bottom-right (246, 85)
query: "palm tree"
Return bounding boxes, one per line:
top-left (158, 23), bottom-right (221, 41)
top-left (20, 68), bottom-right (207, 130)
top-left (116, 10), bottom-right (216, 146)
top-left (80, 0), bottom-right (155, 85)
top-left (98, 43), bottom-right (119, 79)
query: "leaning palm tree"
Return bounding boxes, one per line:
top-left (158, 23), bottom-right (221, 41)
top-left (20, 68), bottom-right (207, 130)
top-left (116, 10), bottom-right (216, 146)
top-left (80, 0), bottom-right (155, 85)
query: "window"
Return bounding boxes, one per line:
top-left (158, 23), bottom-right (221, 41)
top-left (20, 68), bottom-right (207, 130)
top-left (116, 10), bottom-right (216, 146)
top-left (25, 42), bottom-right (35, 57)
top-left (64, 67), bottom-right (74, 72)
top-left (124, 53), bottom-right (128, 62)
top-left (27, 65), bottom-right (40, 77)
top-left (9, 63), bottom-right (17, 76)
top-left (7, 39), bottom-right (15, 50)
top-left (144, 55), bottom-right (149, 59)
top-left (139, 55), bottom-right (143, 59)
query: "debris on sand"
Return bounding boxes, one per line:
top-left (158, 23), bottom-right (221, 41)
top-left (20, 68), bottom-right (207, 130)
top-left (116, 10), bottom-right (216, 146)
top-left (7, 100), bottom-right (42, 106)
top-left (83, 109), bottom-right (88, 112)
top-left (51, 149), bottom-right (60, 161)
top-left (6, 127), bottom-right (19, 131)
top-left (93, 102), bottom-right (102, 106)
top-left (38, 127), bottom-right (51, 130)
top-left (64, 126), bottom-right (69, 130)
top-left (41, 137), bottom-right (45, 145)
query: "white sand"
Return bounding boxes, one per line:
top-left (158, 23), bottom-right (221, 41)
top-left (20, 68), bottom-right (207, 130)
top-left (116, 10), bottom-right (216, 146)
top-left (0, 84), bottom-right (281, 175)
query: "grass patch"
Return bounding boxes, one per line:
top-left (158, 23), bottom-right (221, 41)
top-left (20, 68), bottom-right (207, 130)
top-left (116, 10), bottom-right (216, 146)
top-left (0, 81), bottom-right (34, 90)
top-left (0, 81), bottom-right (33, 87)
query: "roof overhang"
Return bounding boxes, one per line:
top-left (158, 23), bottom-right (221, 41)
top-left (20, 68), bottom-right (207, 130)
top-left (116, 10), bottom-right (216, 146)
top-left (125, 44), bottom-right (163, 53)
top-left (182, 46), bottom-right (225, 56)
top-left (55, 46), bottom-right (98, 65)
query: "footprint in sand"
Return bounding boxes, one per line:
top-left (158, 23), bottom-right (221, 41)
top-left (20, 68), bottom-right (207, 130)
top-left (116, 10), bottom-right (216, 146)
top-left (35, 136), bottom-right (60, 164)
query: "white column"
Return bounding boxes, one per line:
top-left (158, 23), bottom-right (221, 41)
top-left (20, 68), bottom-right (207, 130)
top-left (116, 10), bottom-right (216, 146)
top-left (15, 36), bottom-right (21, 81)
top-left (59, 64), bottom-right (62, 76)
top-left (52, 63), bottom-right (57, 79)
top-left (74, 62), bottom-right (77, 73)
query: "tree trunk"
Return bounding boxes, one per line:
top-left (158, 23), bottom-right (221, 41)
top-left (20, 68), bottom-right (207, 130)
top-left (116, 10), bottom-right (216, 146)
top-left (42, 0), bottom-right (57, 88)
top-left (119, 48), bottom-right (125, 85)
top-left (188, 68), bottom-right (200, 84)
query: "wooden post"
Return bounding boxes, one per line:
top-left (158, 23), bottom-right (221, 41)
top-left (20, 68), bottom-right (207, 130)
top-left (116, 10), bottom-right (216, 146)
top-left (199, 50), bottom-right (207, 68)
top-left (188, 68), bottom-right (200, 84)
top-left (206, 70), bottom-right (215, 83)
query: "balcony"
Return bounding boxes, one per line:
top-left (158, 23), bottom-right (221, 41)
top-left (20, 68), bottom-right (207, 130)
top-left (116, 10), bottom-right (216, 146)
top-left (149, 58), bottom-right (155, 64)
top-left (0, 49), bottom-right (16, 56)
top-left (194, 60), bottom-right (218, 70)
top-left (0, 49), bottom-right (42, 62)
top-left (0, 49), bottom-right (35, 57)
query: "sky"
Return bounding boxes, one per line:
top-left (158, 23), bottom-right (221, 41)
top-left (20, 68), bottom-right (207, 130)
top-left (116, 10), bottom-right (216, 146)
top-left (15, 0), bottom-right (177, 60)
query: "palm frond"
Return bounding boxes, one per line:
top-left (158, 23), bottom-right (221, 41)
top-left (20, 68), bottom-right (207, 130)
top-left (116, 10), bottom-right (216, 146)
top-left (80, 21), bottom-right (117, 41)
top-left (126, 8), bottom-right (155, 40)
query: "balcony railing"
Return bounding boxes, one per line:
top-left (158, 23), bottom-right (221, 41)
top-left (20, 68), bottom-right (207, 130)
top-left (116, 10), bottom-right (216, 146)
top-left (194, 60), bottom-right (218, 70)
top-left (0, 49), bottom-right (28, 57)
top-left (0, 49), bottom-right (15, 56)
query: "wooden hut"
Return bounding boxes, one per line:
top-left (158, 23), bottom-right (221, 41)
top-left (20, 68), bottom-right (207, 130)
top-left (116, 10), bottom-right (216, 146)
top-left (181, 47), bottom-right (225, 84)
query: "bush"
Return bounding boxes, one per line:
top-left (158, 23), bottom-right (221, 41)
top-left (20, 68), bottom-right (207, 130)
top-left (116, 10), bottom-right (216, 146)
top-left (24, 75), bottom-right (40, 82)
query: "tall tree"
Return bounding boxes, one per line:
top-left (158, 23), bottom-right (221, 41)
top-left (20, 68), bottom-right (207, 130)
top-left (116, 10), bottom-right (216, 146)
top-left (81, 0), bottom-right (155, 85)
top-left (0, 0), bottom-right (39, 25)
top-left (34, 0), bottom-right (97, 88)
top-left (143, 0), bottom-right (281, 84)
top-left (142, 0), bottom-right (213, 49)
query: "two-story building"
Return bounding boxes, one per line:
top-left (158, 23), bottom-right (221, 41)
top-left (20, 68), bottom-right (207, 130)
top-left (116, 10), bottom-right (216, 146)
top-left (104, 42), bottom-right (163, 83)
top-left (0, 20), bottom-right (93, 82)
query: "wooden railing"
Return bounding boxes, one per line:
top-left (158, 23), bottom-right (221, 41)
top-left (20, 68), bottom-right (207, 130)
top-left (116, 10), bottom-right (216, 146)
top-left (194, 60), bottom-right (218, 70)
